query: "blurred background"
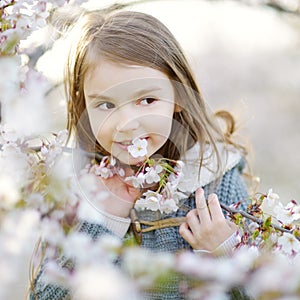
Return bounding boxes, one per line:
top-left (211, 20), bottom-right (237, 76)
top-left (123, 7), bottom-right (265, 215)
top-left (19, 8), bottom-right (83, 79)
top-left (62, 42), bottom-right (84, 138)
top-left (32, 0), bottom-right (300, 202)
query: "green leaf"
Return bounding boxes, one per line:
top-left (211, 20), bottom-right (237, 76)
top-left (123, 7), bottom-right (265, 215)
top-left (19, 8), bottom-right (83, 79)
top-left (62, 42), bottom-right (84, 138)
top-left (252, 229), bottom-right (260, 239)
top-left (262, 216), bottom-right (272, 230)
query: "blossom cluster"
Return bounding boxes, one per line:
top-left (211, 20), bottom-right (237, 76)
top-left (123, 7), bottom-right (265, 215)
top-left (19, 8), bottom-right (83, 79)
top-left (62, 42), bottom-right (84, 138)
top-left (89, 138), bottom-right (186, 214)
top-left (0, 0), bottom-right (87, 56)
top-left (237, 189), bottom-right (300, 256)
top-left (127, 158), bottom-right (186, 214)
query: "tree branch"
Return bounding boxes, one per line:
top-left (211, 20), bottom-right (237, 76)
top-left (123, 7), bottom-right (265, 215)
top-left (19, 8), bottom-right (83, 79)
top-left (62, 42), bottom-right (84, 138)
top-left (220, 202), bottom-right (297, 237)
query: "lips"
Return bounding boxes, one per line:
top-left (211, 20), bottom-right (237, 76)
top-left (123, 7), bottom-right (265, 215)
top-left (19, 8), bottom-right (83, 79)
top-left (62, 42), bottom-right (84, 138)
top-left (117, 141), bottom-right (132, 150)
top-left (114, 137), bottom-right (148, 150)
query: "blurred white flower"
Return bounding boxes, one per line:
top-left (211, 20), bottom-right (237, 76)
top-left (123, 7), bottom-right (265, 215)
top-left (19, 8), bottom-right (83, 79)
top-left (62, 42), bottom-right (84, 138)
top-left (4, 69), bottom-right (52, 136)
top-left (40, 217), bottom-right (65, 246)
top-left (72, 265), bottom-right (138, 300)
top-left (77, 172), bottom-right (108, 202)
top-left (0, 175), bottom-right (20, 210)
top-left (0, 124), bottom-right (20, 143)
top-left (266, 189), bottom-right (280, 201)
top-left (75, 172), bottom-right (109, 222)
top-left (1, 209), bottom-right (40, 254)
top-left (0, 209), bottom-right (40, 299)
top-left (260, 188), bottom-right (280, 218)
top-left (0, 142), bottom-right (29, 189)
top-left (43, 259), bottom-right (70, 287)
top-left (95, 235), bottom-right (123, 262)
top-left (274, 201), bottom-right (300, 225)
top-left (247, 252), bottom-right (300, 297)
top-left (77, 198), bottom-right (104, 224)
top-left (128, 138), bottom-right (148, 158)
top-left (278, 233), bottom-right (300, 255)
top-left (25, 193), bottom-right (49, 214)
top-left (46, 155), bottom-right (74, 202)
top-left (0, 56), bottom-right (20, 104)
top-left (72, 0), bottom-right (88, 5)
top-left (123, 247), bottom-right (174, 288)
top-left (61, 231), bottom-right (94, 264)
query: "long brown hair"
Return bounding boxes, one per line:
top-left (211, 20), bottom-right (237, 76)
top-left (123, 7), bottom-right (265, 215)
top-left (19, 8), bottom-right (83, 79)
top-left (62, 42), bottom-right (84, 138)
top-left (65, 9), bottom-right (245, 175)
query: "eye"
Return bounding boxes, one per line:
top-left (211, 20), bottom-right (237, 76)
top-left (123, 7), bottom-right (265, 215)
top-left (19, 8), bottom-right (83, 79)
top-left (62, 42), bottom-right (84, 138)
top-left (97, 102), bottom-right (115, 110)
top-left (138, 97), bottom-right (158, 106)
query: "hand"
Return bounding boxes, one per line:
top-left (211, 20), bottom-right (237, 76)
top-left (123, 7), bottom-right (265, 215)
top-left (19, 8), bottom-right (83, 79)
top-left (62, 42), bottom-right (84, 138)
top-left (179, 188), bottom-right (237, 252)
top-left (96, 168), bottom-right (140, 218)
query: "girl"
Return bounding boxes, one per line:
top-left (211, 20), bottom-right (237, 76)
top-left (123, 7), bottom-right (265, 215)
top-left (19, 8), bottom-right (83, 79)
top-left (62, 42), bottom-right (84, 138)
top-left (31, 8), bottom-right (250, 300)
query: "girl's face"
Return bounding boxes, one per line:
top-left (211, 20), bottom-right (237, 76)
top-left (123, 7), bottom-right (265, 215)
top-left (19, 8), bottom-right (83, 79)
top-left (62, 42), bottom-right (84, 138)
top-left (84, 59), bottom-right (176, 165)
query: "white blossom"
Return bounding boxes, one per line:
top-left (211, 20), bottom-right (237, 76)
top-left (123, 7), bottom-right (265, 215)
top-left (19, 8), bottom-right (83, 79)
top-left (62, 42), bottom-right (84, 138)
top-left (274, 201), bottom-right (300, 225)
top-left (159, 198), bottom-right (178, 214)
top-left (0, 209), bottom-right (40, 299)
top-left (145, 165), bottom-right (162, 184)
top-left (72, 265), bottom-right (138, 300)
top-left (247, 252), bottom-right (300, 297)
top-left (0, 175), bottom-right (20, 209)
top-left (278, 233), bottom-right (300, 255)
top-left (0, 124), bottom-right (20, 143)
top-left (40, 217), bottom-right (65, 246)
top-left (94, 165), bottom-right (114, 178)
top-left (25, 193), bottom-right (49, 214)
top-left (61, 231), bottom-right (94, 264)
top-left (126, 172), bottom-right (145, 188)
top-left (43, 259), bottom-right (70, 287)
top-left (0, 56), bottom-right (20, 104)
top-left (260, 188), bottom-right (280, 218)
top-left (140, 191), bottom-right (162, 211)
top-left (123, 247), bottom-right (174, 288)
top-left (76, 172), bottom-right (109, 216)
top-left (128, 138), bottom-right (148, 158)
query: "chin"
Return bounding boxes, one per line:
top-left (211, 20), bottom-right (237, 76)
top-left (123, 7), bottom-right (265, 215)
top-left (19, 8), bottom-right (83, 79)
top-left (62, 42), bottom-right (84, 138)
top-left (117, 155), bottom-right (146, 166)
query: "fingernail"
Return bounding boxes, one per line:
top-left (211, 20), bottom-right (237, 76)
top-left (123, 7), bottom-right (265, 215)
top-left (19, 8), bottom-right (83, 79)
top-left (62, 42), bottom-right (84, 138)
top-left (207, 193), bottom-right (217, 203)
top-left (196, 187), bottom-right (204, 196)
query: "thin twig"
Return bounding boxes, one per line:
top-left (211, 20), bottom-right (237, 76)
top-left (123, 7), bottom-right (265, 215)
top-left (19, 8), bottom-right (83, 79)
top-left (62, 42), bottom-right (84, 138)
top-left (221, 202), bottom-right (294, 235)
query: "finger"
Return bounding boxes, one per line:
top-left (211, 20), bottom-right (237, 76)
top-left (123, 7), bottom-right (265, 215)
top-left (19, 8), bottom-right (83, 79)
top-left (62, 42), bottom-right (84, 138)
top-left (195, 188), bottom-right (211, 224)
top-left (207, 193), bottom-right (225, 222)
top-left (179, 222), bottom-right (196, 246)
top-left (185, 209), bottom-right (201, 235)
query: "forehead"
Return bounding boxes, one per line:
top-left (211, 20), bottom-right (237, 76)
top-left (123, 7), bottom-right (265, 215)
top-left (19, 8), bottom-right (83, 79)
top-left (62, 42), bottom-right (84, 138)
top-left (84, 59), bottom-right (173, 96)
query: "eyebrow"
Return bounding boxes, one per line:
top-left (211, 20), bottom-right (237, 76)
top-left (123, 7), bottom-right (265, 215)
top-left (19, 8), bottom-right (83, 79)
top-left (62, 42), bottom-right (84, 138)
top-left (87, 87), bottom-right (163, 101)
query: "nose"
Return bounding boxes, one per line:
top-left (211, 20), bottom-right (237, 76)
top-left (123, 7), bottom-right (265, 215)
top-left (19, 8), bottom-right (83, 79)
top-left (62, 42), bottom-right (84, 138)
top-left (115, 107), bottom-right (140, 132)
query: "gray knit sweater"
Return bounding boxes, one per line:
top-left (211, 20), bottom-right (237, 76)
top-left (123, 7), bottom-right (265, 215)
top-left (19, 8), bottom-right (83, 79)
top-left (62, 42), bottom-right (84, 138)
top-left (30, 158), bottom-right (250, 300)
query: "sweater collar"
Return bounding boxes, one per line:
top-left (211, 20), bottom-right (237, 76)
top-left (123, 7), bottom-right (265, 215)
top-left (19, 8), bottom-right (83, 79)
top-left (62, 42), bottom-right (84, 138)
top-left (177, 142), bottom-right (242, 193)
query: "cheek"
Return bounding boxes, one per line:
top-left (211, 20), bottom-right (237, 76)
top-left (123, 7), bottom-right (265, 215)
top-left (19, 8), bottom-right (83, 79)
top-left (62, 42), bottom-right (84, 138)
top-left (88, 111), bottom-right (113, 146)
top-left (146, 111), bottom-right (174, 145)
top-left (148, 108), bottom-right (174, 132)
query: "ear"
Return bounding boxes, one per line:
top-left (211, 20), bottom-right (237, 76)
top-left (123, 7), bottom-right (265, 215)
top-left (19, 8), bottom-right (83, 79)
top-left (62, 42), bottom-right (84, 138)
top-left (174, 103), bottom-right (182, 112)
